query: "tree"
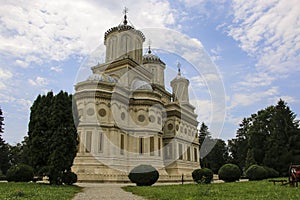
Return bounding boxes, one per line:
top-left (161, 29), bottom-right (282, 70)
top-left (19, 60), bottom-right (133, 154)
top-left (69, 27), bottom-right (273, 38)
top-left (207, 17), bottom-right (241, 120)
top-left (199, 122), bottom-right (210, 146)
top-left (0, 106), bottom-right (9, 174)
top-left (263, 99), bottom-right (300, 175)
top-left (228, 118), bottom-right (250, 170)
top-left (202, 139), bottom-right (228, 173)
top-left (228, 99), bottom-right (300, 176)
top-left (199, 122), bottom-right (228, 173)
top-left (27, 91), bottom-right (78, 184)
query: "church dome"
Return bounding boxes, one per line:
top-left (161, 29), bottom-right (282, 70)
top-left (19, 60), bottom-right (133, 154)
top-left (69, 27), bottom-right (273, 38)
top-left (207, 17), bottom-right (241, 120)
top-left (87, 73), bottom-right (117, 83)
top-left (142, 48), bottom-right (165, 65)
top-left (104, 9), bottom-right (145, 42)
top-left (131, 79), bottom-right (152, 91)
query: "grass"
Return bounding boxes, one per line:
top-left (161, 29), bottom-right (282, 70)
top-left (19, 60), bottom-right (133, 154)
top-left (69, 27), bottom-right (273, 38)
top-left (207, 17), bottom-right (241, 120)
top-left (123, 179), bottom-right (300, 200)
top-left (0, 182), bottom-right (81, 200)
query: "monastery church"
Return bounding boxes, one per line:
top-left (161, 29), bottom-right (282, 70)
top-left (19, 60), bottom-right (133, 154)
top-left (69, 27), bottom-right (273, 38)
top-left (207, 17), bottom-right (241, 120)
top-left (72, 10), bottom-right (200, 182)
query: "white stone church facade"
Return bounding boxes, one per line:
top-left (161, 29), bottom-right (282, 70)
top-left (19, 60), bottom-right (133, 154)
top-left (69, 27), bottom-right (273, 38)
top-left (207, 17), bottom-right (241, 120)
top-left (72, 12), bottom-right (200, 182)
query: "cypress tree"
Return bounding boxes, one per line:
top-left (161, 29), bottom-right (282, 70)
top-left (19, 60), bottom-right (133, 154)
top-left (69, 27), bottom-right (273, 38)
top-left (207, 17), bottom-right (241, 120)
top-left (0, 107), bottom-right (9, 174)
top-left (27, 91), bottom-right (78, 184)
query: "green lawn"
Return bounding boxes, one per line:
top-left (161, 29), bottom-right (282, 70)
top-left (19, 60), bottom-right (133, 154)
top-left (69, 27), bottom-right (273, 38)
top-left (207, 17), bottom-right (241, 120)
top-left (0, 182), bottom-right (81, 200)
top-left (123, 180), bottom-right (300, 200)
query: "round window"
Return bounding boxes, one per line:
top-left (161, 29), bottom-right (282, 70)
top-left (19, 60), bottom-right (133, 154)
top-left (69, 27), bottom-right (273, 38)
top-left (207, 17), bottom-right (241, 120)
top-left (138, 115), bottom-right (145, 122)
top-left (87, 108), bottom-right (95, 116)
top-left (121, 112), bottom-right (126, 120)
top-left (149, 115), bottom-right (155, 123)
top-left (98, 108), bottom-right (106, 117)
top-left (168, 123), bottom-right (174, 130)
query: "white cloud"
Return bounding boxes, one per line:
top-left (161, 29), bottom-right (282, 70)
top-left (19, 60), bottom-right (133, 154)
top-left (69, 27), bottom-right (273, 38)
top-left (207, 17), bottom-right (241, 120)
top-left (15, 60), bottom-right (29, 68)
top-left (0, 0), bottom-right (175, 65)
top-left (0, 68), bottom-right (13, 89)
top-left (190, 73), bottom-right (221, 88)
top-left (210, 46), bottom-right (222, 62)
top-left (228, 0), bottom-right (300, 74)
top-left (28, 76), bottom-right (48, 87)
top-left (50, 66), bottom-right (62, 72)
top-left (0, 68), bottom-right (13, 79)
top-left (272, 96), bottom-right (297, 104)
top-left (230, 87), bottom-right (279, 108)
top-left (235, 72), bottom-right (275, 89)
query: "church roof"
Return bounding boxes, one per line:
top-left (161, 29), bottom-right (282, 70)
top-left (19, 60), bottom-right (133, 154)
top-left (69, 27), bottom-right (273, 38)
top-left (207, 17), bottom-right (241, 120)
top-left (142, 46), bottom-right (165, 65)
top-left (104, 8), bottom-right (145, 42)
top-left (86, 73), bottom-right (117, 83)
top-left (171, 62), bottom-right (189, 81)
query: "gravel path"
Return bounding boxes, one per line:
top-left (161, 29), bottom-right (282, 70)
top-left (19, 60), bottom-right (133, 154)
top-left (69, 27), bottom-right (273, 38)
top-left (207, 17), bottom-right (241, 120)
top-left (72, 183), bottom-right (145, 200)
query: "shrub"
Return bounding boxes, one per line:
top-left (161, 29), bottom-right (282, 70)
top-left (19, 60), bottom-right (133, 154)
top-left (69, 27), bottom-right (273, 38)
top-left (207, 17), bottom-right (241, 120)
top-left (263, 166), bottom-right (279, 178)
top-left (246, 165), bottom-right (268, 181)
top-left (62, 171), bottom-right (77, 185)
top-left (218, 164), bottom-right (241, 182)
top-left (128, 164), bottom-right (159, 186)
top-left (0, 170), bottom-right (6, 181)
top-left (6, 164), bottom-right (34, 182)
top-left (192, 168), bottom-right (213, 184)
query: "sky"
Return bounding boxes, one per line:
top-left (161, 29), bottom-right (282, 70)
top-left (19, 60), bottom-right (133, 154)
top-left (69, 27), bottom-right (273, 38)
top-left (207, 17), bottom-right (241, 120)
top-left (0, 0), bottom-right (300, 144)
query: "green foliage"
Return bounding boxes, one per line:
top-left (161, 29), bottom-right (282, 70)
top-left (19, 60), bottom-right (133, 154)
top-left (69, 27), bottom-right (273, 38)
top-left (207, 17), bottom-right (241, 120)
top-left (62, 171), bottom-right (77, 185)
top-left (0, 182), bottom-right (80, 200)
top-left (228, 118), bottom-right (250, 170)
top-left (0, 169), bottom-right (6, 180)
top-left (192, 168), bottom-right (213, 184)
top-left (128, 164), bottom-right (159, 186)
top-left (0, 107), bottom-right (9, 175)
top-left (26, 91), bottom-right (78, 185)
top-left (6, 164), bottom-right (34, 182)
top-left (200, 122), bottom-right (228, 173)
top-left (201, 139), bottom-right (228, 174)
top-left (245, 165), bottom-right (268, 180)
top-left (123, 179), bottom-right (300, 200)
top-left (218, 164), bottom-right (241, 182)
top-left (263, 166), bottom-right (279, 178)
top-left (228, 99), bottom-right (300, 176)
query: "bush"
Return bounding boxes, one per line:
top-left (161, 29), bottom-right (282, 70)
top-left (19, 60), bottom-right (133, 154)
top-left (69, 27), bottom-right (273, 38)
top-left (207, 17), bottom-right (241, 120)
top-left (264, 166), bottom-right (279, 178)
top-left (218, 164), bottom-right (241, 182)
top-left (0, 170), bottom-right (6, 181)
top-left (246, 165), bottom-right (268, 181)
top-left (6, 164), bottom-right (34, 182)
top-left (128, 165), bottom-right (159, 186)
top-left (62, 171), bottom-right (77, 185)
top-left (192, 168), bottom-right (213, 184)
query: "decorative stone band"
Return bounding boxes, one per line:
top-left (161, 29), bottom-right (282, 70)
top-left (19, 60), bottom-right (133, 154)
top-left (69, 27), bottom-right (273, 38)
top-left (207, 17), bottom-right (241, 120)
top-left (104, 25), bottom-right (145, 42)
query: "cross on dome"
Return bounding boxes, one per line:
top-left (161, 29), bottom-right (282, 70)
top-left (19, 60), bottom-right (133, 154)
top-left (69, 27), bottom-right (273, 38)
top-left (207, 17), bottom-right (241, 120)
top-left (148, 40), bottom-right (152, 54)
top-left (177, 62), bottom-right (181, 76)
top-left (123, 7), bottom-right (129, 25)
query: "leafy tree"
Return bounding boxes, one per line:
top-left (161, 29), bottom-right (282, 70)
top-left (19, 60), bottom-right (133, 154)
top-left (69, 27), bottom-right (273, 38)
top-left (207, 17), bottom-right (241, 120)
top-left (228, 99), bottom-right (300, 176)
top-left (0, 107), bottom-right (9, 174)
top-left (7, 139), bottom-right (30, 167)
top-left (27, 91), bottom-right (78, 184)
top-left (202, 139), bottom-right (228, 173)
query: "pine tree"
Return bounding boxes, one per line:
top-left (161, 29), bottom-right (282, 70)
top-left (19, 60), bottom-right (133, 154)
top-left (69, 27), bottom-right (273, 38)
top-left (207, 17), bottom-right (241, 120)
top-left (263, 99), bottom-right (300, 175)
top-left (228, 118), bottom-right (250, 170)
top-left (0, 107), bottom-right (9, 174)
top-left (202, 139), bottom-right (228, 173)
top-left (27, 91), bottom-right (78, 184)
top-left (229, 99), bottom-right (300, 175)
top-left (199, 122), bottom-right (228, 172)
